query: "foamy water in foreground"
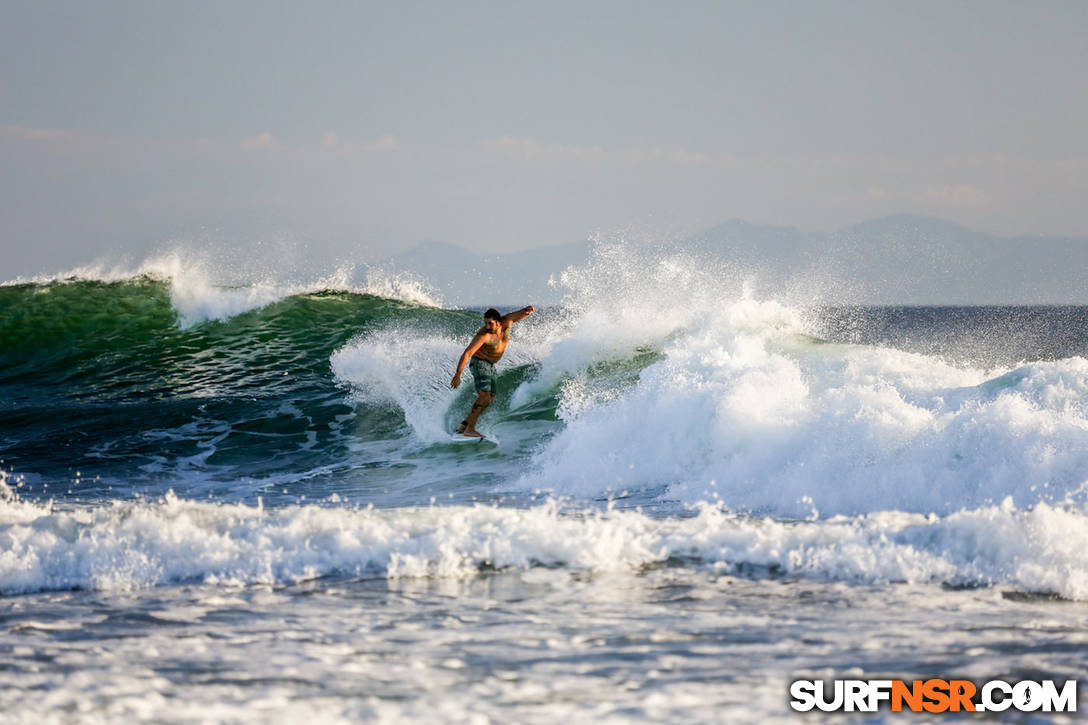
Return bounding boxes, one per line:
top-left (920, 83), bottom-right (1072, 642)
top-left (3, 495), bottom-right (1088, 599)
top-left (3, 561), bottom-right (1086, 724)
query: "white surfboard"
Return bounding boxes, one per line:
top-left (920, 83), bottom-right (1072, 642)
top-left (447, 433), bottom-right (497, 444)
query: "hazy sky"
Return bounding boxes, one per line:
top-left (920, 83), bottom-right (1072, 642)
top-left (2, 0), bottom-right (1087, 277)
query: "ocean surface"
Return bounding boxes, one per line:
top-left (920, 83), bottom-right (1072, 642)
top-left (2, 246), bottom-right (1088, 723)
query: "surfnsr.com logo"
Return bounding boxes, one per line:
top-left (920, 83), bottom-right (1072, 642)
top-left (789, 679), bottom-right (1077, 713)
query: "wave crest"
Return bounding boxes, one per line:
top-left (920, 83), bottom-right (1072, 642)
top-left (2, 251), bottom-right (443, 327)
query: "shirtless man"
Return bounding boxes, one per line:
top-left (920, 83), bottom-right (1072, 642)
top-left (450, 305), bottom-right (536, 437)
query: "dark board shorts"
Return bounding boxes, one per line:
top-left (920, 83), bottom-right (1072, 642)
top-left (469, 357), bottom-right (496, 395)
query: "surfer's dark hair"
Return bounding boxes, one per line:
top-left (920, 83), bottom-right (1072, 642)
top-left (484, 308), bottom-right (501, 321)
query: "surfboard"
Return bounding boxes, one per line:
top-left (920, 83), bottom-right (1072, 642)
top-left (448, 433), bottom-right (497, 444)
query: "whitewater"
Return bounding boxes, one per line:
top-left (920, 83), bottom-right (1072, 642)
top-left (2, 242), bottom-right (1087, 723)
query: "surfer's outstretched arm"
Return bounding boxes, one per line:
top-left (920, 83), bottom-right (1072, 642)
top-left (451, 332), bottom-right (487, 388)
top-left (501, 305), bottom-right (536, 325)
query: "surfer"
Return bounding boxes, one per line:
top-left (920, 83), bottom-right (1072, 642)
top-left (451, 305), bottom-right (536, 437)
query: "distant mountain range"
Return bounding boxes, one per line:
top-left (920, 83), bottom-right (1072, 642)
top-left (372, 216), bottom-right (1088, 305)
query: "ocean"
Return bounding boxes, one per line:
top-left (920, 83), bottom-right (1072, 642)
top-left (2, 245), bottom-right (1087, 723)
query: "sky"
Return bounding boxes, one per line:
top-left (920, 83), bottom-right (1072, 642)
top-left (2, 0), bottom-right (1087, 278)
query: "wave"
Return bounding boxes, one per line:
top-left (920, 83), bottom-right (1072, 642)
top-left (2, 251), bottom-right (442, 326)
top-left (0, 268), bottom-right (447, 381)
top-left (494, 243), bottom-right (1088, 517)
top-left (0, 285), bottom-right (435, 396)
top-left (519, 307), bottom-right (1088, 516)
top-left (6, 239), bottom-right (1088, 529)
top-left (0, 270), bottom-right (469, 491)
top-left (2, 494), bottom-right (1087, 599)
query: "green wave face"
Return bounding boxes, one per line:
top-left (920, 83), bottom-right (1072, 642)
top-left (1, 279), bottom-right (438, 398)
top-left (0, 279), bottom-right (500, 500)
top-left (0, 279), bottom-right (176, 387)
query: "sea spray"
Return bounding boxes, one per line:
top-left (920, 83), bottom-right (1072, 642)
top-left (509, 242), bottom-right (1088, 516)
top-left (331, 327), bottom-right (468, 442)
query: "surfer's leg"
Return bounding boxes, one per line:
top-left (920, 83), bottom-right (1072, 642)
top-left (460, 358), bottom-right (496, 435)
top-left (462, 390), bottom-right (492, 435)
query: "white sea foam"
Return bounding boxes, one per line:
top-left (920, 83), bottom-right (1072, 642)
top-left (511, 243), bottom-right (750, 409)
top-left (506, 242), bottom-right (1088, 517)
top-left (331, 327), bottom-right (466, 441)
top-left (2, 495), bottom-right (1088, 599)
top-left (355, 267), bottom-right (444, 309)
